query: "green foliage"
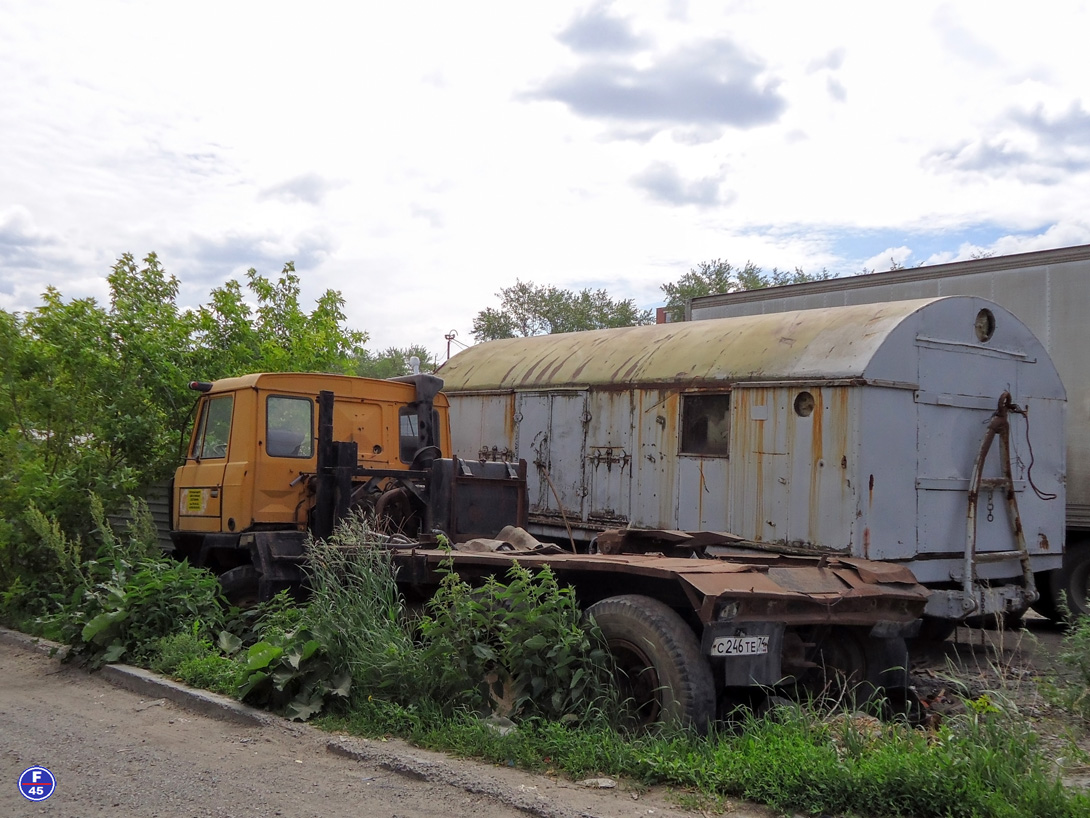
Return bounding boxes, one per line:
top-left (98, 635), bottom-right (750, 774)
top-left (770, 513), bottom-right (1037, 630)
top-left (305, 515), bottom-right (612, 724)
top-left (0, 252), bottom-right (400, 613)
top-left (660, 258), bottom-right (834, 321)
top-left (1049, 614), bottom-right (1090, 721)
top-left (418, 561), bottom-right (611, 721)
top-left (352, 345), bottom-right (438, 378)
top-left (237, 628), bottom-right (351, 721)
top-left (472, 279), bottom-right (653, 341)
top-left (302, 516), bottom-right (426, 702)
top-left (150, 625), bottom-right (245, 696)
top-left (53, 547), bottom-right (226, 669)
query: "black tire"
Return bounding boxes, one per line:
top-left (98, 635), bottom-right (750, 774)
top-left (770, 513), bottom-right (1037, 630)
top-left (1057, 543), bottom-right (1090, 621)
top-left (584, 595), bottom-right (715, 734)
top-left (788, 626), bottom-right (908, 708)
top-left (219, 565), bottom-right (260, 607)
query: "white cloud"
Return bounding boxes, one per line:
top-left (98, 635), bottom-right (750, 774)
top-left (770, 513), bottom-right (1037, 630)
top-left (0, 0), bottom-right (1088, 357)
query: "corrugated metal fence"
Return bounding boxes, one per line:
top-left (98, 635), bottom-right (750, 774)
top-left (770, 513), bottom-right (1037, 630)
top-left (106, 481), bottom-right (173, 553)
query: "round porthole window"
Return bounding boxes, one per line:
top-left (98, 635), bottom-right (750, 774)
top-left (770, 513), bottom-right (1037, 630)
top-left (975, 308), bottom-right (996, 343)
top-left (794, 391), bottom-right (815, 417)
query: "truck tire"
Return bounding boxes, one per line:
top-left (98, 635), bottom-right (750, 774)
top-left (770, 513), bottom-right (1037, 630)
top-left (218, 565), bottom-right (260, 607)
top-left (584, 595), bottom-right (714, 734)
top-left (1055, 543), bottom-right (1090, 620)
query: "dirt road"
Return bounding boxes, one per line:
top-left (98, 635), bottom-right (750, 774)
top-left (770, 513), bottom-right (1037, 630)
top-left (0, 638), bottom-right (771, 818)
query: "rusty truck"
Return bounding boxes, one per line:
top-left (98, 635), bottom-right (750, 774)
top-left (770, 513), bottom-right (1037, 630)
top-left (439, 296), bottom-right (1066, 633)
top-left (687, 245), bottom-right (1090, 620)
top-left (170, 369), bottom-right (930, 728)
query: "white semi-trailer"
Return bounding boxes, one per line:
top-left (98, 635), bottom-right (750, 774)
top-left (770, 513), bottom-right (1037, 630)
top-left (441, 296), bottom-right (1066, 627)
top-left (687, 243), bottom-right (1090, 619)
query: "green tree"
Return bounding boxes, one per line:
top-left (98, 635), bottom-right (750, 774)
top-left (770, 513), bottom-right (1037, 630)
top-left (472, 280), bottom-right (653, 342)
top-left (660, 259), bottom-right (833, 321)
top-left (353, 345), bottom-right (438, 379)
top-left (0, 254), bottom-right (373, 586)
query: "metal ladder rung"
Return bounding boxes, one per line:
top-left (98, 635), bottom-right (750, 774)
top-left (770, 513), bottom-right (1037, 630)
top-left (974, 550), bottom-right (1022, 563)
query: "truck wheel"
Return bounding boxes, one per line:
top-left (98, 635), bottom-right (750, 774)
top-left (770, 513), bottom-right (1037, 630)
top-left (1057, 543), bottom-right (1090, 620)
top-left (219, 565), bottom-right (260, 607)
top-left (584, 595), bottom-right (714, 734)
top-left (789, 626), bottom-right (908, 707)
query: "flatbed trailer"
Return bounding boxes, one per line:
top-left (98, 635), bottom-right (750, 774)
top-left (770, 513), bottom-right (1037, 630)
top-left (390, 527), bottom-right (929, 727)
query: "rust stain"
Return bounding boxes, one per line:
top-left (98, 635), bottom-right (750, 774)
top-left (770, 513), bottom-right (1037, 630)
top-left (807, 388), bottom-right (823, 545)
top-left (863, 526), bottom-right (870, 559)
top-left (503, 394), bottom-right (516, 448)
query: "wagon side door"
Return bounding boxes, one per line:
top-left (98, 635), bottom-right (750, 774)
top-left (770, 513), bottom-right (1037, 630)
top-left (516, 391), bottom-right (588, 520)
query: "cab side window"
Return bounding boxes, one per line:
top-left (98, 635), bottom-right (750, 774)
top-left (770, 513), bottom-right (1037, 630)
top-left (191, 395), bottom-right (234, 459)
top-left (266, 396), bottom-right (314, 458)
top-left (399, 407), bottom-right (441, 463)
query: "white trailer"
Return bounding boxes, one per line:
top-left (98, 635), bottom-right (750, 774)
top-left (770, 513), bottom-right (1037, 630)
top-left (440, 296), bottom-right (1066, 624)
top-left (687, 244), bottom-right (1089, 619)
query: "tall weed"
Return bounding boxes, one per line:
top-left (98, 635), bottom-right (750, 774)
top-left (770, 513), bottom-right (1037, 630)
top-left (303, 514), bottom-right (424, 704)
top-left (1050, 614), bottom-right (1090, 722)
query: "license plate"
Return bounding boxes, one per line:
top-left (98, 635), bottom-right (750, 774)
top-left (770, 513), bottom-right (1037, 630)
top-left (710, 635), bottom-right (769, 657)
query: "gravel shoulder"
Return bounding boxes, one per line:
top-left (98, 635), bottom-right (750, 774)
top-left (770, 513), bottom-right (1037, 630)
top-left (4, 620), bottom-right (1087, 817)
top-left (0, 630), bottom-right (772, 818)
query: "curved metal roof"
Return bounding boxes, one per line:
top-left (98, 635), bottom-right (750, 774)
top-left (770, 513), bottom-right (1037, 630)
top-left (438, 297), bottom-right (1046, 392)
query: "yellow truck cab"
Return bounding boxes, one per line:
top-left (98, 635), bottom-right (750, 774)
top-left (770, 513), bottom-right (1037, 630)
top-left (170, 372), bottom-right (524, 600)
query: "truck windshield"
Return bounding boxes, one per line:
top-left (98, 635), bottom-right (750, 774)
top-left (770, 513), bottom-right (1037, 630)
top-left (191, 395), bottom-right (234, 459)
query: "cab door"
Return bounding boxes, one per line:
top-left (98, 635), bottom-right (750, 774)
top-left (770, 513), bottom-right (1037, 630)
top-left (175, 394), bottom-right (234, 532)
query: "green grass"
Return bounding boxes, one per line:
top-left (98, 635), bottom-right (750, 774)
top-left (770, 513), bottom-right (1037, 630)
top-left (317, 699), bottom-right (1088, 818)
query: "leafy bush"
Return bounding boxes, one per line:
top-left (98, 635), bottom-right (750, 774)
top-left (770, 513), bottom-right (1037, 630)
top-left (237, 628), bottom-right (351, 721)
top-left (221, 589), bottom-right (305, 648)
top-left (306, 515), bottom-right (612, 724)
top-left (54, 556), bottom-right (225, 669)
top-left (418, 561), bottom-right (611, 721)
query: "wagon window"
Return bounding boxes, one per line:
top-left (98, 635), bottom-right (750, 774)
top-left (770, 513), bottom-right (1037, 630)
top-left (680, 394), bottom-right (731, 456)
top-left (266, 396), bottom-right (313, 458)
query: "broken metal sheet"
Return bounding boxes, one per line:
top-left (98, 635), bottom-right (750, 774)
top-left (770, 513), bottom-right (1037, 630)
top-left (396, 544), bottom-right (931, 628)
top-left (837, 558), bottom-right (920, 586)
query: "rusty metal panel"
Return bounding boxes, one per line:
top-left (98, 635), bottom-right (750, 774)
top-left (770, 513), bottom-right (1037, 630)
top-left (632, 390), bottom-right (680, 530)
top-left (397, 544), bottom-right (930, 626)
top-left (727, 385), bottom-right (855, 551)
top-left (584, 390), bottom-right (634, 525)
top-left (448, 391), bottom-right (516, 462)
top-left (516, 391), bottom-right (588, 520)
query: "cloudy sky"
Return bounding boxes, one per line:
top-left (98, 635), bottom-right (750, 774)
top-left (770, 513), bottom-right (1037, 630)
top-left (3, 1), bottom-right (1089, 359)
